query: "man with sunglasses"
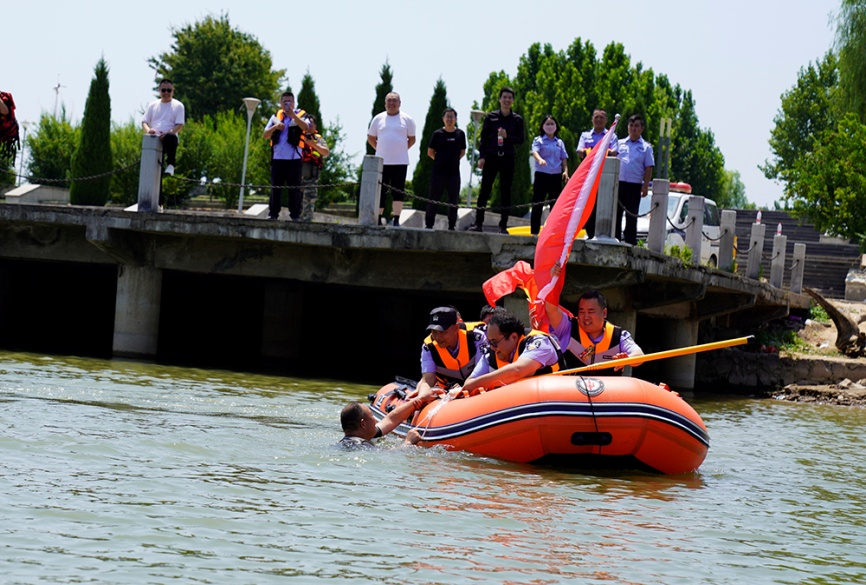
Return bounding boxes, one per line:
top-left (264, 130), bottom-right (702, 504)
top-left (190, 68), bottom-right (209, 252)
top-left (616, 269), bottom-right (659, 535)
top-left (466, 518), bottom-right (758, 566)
top-left (456, 310), bottom-right (564, 396)
top-left (142, 79), bottom-right (185, 177)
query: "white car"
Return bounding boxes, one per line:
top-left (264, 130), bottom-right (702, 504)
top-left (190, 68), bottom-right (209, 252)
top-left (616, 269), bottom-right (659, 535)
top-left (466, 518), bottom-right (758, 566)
top-left (635, 190), bottom-right (721, 267)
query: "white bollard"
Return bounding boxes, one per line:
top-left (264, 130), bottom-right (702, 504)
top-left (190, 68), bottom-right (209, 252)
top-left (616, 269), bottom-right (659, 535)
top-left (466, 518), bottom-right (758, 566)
top-left (719, 209), bottom-right (737, 271)
top-left (359, 155), bottom-right (383, 227)
top-left (790, 243), bottom-right (806, 293)
top-left (746, 221), bottom-right (766, 280)
top-left (592, 156), bottom-right (622, 243)
top-left (646, 179), bottom-right (668, 254)
top-left (137, 135), bottom-right (163, 213)
top-left (684, 195), bottom-right (704, 266)
top-left (770, 234), bottom-right (787, 288)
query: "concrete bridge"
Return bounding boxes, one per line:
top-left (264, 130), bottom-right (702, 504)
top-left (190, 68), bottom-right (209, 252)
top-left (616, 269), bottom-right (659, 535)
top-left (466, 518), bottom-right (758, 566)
top-left (0, 200), bottom-right (809, 391)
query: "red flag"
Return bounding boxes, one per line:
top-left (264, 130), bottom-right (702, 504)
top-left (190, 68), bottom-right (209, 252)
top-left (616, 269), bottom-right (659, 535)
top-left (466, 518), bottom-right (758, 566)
top-left (534, 116), bottom-right (620, 306)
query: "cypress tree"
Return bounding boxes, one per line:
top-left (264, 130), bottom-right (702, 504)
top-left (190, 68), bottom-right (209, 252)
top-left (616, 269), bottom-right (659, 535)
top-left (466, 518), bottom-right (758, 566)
top-left (366, 62), bottom-right (393, 155)
top-left (411, 78), bottom-right (450, 210)
top-left (297, 71), bottom-right (322, 128)
top-left (69, 58), bottom-right (112, 205)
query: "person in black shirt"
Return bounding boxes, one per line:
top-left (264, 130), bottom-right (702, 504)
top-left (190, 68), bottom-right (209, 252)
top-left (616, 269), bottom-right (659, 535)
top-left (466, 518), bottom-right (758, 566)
top-left (425, 108), bottom-right (467, 230)
top-left (469, 87), bottom-right (525, 234)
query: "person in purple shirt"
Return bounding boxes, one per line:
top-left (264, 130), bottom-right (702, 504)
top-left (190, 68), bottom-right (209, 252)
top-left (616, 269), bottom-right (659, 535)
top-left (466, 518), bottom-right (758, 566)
top-left (615, 114), bottom-right (654, 245)
top-left (576, 108), bottom-right (616, 238)
top-left (530, 115), bottom-right (570, 235)
top-left (454, 310), bottom-right (564, 396)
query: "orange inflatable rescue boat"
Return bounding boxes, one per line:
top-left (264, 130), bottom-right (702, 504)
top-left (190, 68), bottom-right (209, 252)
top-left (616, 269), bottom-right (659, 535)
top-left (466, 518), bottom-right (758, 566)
top-left (369, 375), bottom-right (709, 474)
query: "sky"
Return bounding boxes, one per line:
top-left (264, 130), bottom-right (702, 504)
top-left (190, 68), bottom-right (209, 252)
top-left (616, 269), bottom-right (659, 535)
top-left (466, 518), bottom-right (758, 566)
top-left (6, 0), bottom-right (841, 209)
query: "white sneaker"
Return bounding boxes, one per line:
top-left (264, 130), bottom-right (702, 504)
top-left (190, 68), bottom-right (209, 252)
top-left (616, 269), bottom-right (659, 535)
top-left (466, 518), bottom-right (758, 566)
top-left (165, 164), bottom-right (175, 176)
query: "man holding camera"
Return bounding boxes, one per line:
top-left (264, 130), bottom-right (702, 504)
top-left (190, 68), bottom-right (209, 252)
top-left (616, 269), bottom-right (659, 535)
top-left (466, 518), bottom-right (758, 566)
top-left (263, 91), bottom-right (310, 220)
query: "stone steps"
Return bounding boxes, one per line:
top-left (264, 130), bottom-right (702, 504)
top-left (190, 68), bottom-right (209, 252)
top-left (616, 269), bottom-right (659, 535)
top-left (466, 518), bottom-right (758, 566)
top-left (733, 209), bottom-right (861, 298)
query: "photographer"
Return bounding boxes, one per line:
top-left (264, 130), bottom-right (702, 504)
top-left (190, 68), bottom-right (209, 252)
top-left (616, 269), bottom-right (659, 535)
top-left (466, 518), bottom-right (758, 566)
top-left (263, 91), bottom-right (309, 221)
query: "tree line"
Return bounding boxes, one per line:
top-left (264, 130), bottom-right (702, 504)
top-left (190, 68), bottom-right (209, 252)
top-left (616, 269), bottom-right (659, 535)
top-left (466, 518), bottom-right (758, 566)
top-left (763, 0), bottom-right (866, 248)
top-left (18, 13), bottom-right (744, 213)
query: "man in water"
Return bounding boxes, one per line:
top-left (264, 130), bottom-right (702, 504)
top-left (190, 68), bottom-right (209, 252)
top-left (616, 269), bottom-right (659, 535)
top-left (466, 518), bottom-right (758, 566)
top-left (339, 399), bottom-right (424, 449)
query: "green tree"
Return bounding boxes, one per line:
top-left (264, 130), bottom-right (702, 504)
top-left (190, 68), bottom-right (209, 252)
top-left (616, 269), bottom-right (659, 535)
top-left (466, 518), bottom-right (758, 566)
top-left (109, 119), bottom-right (144, 205)
top-left (70, 58), bottom-right (113, 206)
top-left (318, 117), bottom-right (357, 208)
top-left (297, 71), bottom-right (322, 129)
top-left (836, 0), bottom-right (866, 122)
top-left (761, 52), bottom-right (839, 184)
top-left (26, 108), bottom-right (80, 184)
top-left (148, 14), bottom-right (285, 120)
top-left (718, 169), bottom-right (751, 209)
top-left (366, 61), bottom-right (393, 156)
top-left (411, 78), bottom-right (450, 210)
top-left (785, 112), bottom-right (866, 246)
top-left (669, 90), bottom-right (725, 198)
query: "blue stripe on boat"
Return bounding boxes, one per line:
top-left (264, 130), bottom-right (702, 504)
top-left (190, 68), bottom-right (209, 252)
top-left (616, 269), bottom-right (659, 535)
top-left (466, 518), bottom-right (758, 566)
top-left (374, 401), bottom-right (709, 447)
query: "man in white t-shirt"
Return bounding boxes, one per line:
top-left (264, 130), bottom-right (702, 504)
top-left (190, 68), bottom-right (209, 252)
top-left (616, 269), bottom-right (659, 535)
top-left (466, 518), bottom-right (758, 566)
top-left (142, 78), bottom-right (185, 177)
top-left (367, 92), bottom-right (416, 226)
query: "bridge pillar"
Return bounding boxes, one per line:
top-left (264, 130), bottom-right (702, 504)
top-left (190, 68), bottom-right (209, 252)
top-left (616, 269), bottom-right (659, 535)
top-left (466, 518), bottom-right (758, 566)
top-left (113, 266), bottom-right (163, 358)
top-left (770, 233), bottom-right (787, 289)
top-left (261, 282), bottom-right (303, 360)
top-left (591, 156), bottom-right (623, 243)
top-left (658, 317), bottom-right (698, 392)
top-left (719, 210), bottom-right (737, 272)
top-left (502, 292), bottom-right (530, 328)
top-left (137, 135), bottom-right (163, 213)
top-left (359, 155), bottom-right (383, 227)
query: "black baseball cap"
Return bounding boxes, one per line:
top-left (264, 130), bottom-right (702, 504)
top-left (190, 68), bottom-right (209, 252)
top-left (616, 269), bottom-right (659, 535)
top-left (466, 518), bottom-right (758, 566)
top-left (426, 306), bottom-right (458, 331)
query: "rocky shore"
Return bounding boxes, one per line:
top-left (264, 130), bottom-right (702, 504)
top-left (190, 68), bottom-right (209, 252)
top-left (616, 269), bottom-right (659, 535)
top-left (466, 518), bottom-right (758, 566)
top-left (694, 298), bottom-right (866, 406)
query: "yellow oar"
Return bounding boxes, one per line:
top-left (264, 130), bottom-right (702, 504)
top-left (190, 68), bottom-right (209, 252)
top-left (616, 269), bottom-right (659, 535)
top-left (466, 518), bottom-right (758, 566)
top-left (549, 335), bottom-right (754, 376)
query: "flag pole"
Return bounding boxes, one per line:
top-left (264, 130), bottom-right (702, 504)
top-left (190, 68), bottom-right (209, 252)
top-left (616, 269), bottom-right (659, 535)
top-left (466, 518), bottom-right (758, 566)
top-left (548, 335), bottom-right (754, 376)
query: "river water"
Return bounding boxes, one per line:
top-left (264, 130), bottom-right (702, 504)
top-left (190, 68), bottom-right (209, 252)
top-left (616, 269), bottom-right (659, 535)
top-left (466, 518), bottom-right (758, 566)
top-left (1, 350), bottom-right (865, 584)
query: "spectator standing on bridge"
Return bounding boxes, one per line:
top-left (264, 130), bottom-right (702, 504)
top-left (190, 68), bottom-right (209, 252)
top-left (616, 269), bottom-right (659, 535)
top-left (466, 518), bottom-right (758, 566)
top-left (0, 89), bottom-right (19, 165)
top-left (367, 92), bottom-right (416, 227)
top-left (142, 79), bottom-right (185, 177)
top-left (529, 115), bottom-right (569, 235)
top-left (264, 92), bottom-right (310, 221)
top-left (300, 116), bottom-right (330, 222)
top-left (425, 108), bottom-right (466, 231)
top-left (469, 87), bottom-right (525, 234)
top-left (615, 114), bottom-right (654, 245)
top-left (544, 265), bottom-right (644, 375)
top-left (576, 108), bottom-right (616, 238)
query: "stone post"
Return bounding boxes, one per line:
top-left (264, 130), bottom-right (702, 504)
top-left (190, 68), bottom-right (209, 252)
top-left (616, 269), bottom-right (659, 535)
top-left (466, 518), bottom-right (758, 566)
top-left (113, 266), bottom-right (162, 358)
top-left (746, 221), bottom-right (766, 280)
top-left (684, 195), bottom-right (704, 266)
top-left (770, 233), bottom-right (787, 289)
top-left (790, 243), bottom-right (806, 294)
top-left (719, 210), bottom-right (737, 272)
top-left (646, 179), bottom-right (669, 254)
top-left (137, 135), bottom-right (163, 213)
top-left (592, 156), bottom-right (621, 243)
top-left (359, 155), bottom-right (383, 227)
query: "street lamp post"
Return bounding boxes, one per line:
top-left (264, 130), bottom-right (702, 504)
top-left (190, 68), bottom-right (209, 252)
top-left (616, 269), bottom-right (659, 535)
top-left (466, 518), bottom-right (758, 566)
top-left (238, 97), bottom-right (261, 212)
top-left (467, 109), bottom-right (486, 207)
top-left (17, 120), bottom-right (30, 186)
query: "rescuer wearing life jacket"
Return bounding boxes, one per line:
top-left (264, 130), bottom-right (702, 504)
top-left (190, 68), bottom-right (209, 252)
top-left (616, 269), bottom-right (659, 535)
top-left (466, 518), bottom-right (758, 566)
top-left (413, 306), bottom-right (489, 402)
top-left (455, 310), bottom-right (564, 396)
top-left (263, 92), bottom-right (310, 220)
top-left (299, 116), bottom-right (330, 222)
top-left (544, 266), bottom-right (644, 375)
